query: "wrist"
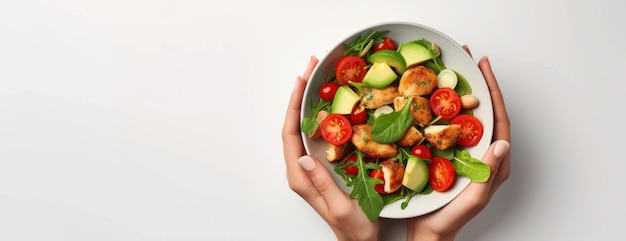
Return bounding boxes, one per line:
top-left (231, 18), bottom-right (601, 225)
top-left (334, 228), bottom-right (379, 241)
top-left (406, 225), bottom-right (458, 241)
top-left (409, 233), bottom-right (456, 241)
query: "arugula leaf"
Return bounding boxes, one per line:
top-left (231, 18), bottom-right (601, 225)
top-left (397, 147), bottom-right (412, 166)
top-left (432, 147), bottom-right (454, 160)
top-left (382, 192), bottom-right (405, 206)
top-left (347, 150), bottom-right (384, 222)
top-left (343, 30), bottom-right (390, 56)
top-left (371, 97), bottom-right (414, 144)
top-left (380, 186), bottom-right (417, 210)
top-left (300, 99), bottom-right (331, 135)
top-left (334, 156), bottom-right (354, 184)
top-left (452, 149), bottom-right (491, 182)
top-left (400, 188), bottom-right (418, 209)
top-left (327, 69), bottom-right (336, 82)
top-left (414, 38), bottom-right (444, 72)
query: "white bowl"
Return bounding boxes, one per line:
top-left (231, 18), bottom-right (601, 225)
top-left (300, 21), bottom-right (493, 219)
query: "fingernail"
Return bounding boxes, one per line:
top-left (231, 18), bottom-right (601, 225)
top-left (298, 155), bottom-right (316, 171)
top-left (493, 140), bottom-right (510, 158)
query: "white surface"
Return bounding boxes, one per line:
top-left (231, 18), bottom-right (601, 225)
top-left (0, 0), bottom-right (624, 241)
top-left (299, 21), bottom-right (494, 219)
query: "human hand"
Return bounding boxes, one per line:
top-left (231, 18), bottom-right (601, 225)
top-left (406, 46), bottom-right (511, 241)
top-left (282, 56), bottom-right (381, 241)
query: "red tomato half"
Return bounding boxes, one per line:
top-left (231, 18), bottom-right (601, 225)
top-left (335, 56), bottom-right (367, 85)
top-left (320, 114), bottom-right (352, 145)
top-left (370, 169), bottom-right (389, 194)
top-left (430, 88), bottom-right (461, 120)
top-left (411, 145), bottom-right (432, 160)
top-left (451, 114), bottom-right (484, 147)
top-left (349, 105), bottom-right (368, 125)
top-left (373, 37), bottom-right (396, 52)
top-left (319, 82), bottom-right (339, 101)
top-left (428, 157), bottom-right (456, 192)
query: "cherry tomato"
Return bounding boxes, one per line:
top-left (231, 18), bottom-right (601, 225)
top-left (342, 154), bottom-right (359, 175)
top-left (320, 114), bottom-right (352, 145)
top-left (319, 82), bottom-right (339, 101)
top-left (373, 37), bottom-right (396, 52)
top-left (427, 157), bottom-right (456, 192)
top-left (411, 145), bottom-right (432, 160)
top-left (342, 153), bottom-right (374, 175)
top-left (370, 169), bottom-right (389, 194)
top-left (430, 87), bottom-right (461, 120)
top-left (451, 114), bottom-right (484, 147)
top-left (335, 56), bottom-right (367, 85)
top-left (349, 105), bottom-right (368, 125)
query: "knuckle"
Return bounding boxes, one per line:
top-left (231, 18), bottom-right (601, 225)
top-left (286, 173), bottom-right (307, 194)
top-left (328, 203), bottom-right (354, 223)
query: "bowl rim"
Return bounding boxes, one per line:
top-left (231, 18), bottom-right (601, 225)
top-left (299, 21), bottom-right (494, 219)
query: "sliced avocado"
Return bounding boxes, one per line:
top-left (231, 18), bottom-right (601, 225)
top-left (362, 62), bottom-right (398, 89)
top-left (366, 50), bottom-right (407, 74)
top-left (402, 155), bottom-right (429, 192)
top-left (398, 41), bottom-right (433, 68)
top-left (331, 85), bottom-right (360, 114)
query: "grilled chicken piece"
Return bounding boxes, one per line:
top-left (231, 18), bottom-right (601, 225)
top-left (423, 124), bottom-right (462, 150)
top-left (326, 142), bottom-right (354, 162)
top-left (360, 85), bottom-right (401, 109)
top-left (393, 95), bottom-right (433, 127)
top-left (398, 65), bottom-right (438, 96)
top-left (378, 159), bottom-right (405, 193)
top-left (397, 126), bottom-right (424, 147)
top-left (351, 124), bottom-right (398, 158)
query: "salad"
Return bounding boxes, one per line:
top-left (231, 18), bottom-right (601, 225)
top-left (301, 30), bottom-right (491, 221)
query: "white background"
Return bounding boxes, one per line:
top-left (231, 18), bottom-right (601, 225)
top-left (0, 0), bottom-right (624, 240)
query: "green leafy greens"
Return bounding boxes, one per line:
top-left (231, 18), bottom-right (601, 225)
top-left (335, 150), bottom-right (384, 222)
top-left (452, 149), bottom-right (491, 182)
top-left (343, 30), bottom-right (390, 56)
top-left (370, 97), bottom-right (414, 144)
top-left (414, 38), bottom-right (473, 96)
top-left (300, 99), bottom-right (331, 135)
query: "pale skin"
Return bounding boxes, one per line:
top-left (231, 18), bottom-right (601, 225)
top-left (281, 45), bottom-right (511, 241)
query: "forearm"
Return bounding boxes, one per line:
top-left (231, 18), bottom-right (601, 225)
top-left (406, 225), bottom-right (458, 241)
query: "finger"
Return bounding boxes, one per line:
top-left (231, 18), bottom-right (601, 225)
top-left (302, 56), bottom-right (319, 81)
top-left (282, 75), bottom-right (309, 171)
top-left (478, 56), bottom-right (510, 142)
top-left (281, 57), bottom-right (327, 214)
top-left (481, 140), bottom-right (510, 181)
top-left (462, 45), bottom-right (472, 57)
top-left (282, 56), bottom-right (320, 170)
top-left (298, 155), bottom-right (353, 213)
top-left (458, 140), bottom-right (508, 197)
top-left (448, 141), bottom-right (510, 216)
top-left (477, 56), bottom-right (512, 198)
top-left (483, 140), bottom-right (510, 201)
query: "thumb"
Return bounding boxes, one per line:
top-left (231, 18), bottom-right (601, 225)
top-left (298, 155), bottom-right (352, 207)
top-left (461, 140), bottom-right (511, 204)
top-left (481, 140), bottom-right (510, 183)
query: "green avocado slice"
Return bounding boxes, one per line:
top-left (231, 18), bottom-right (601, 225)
top-left (361, 62), bottom-right (398, 89)
top-left (366, 50), bottom-right (407, 74)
